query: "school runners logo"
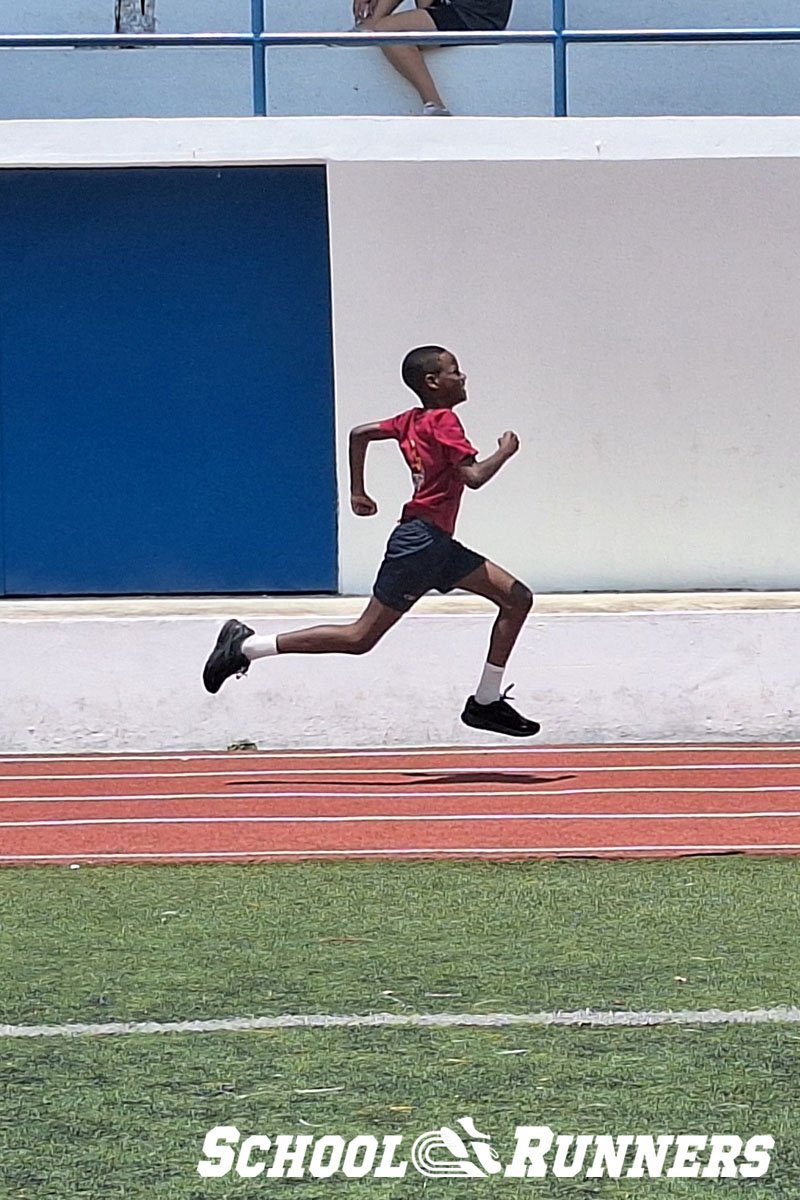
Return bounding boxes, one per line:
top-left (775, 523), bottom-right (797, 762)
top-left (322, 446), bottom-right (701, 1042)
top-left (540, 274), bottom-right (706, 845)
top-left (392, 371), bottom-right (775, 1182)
top-left (411, 1117), bottom-right (502, 1178)
top-left (197, 1121), bottom-right (774, 1181)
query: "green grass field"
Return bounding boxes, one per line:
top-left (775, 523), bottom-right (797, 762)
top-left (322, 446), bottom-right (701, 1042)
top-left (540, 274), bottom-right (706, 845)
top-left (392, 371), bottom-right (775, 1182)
top-left (1, 857), bottom-right (799, 1197)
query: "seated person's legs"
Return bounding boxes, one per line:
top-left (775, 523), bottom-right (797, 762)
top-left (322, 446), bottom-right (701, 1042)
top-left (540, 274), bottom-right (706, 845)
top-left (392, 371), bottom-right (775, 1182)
top-left (357, 0), bottom-right (512, 113)
top-left (358, 3), bottom-right (451, 113)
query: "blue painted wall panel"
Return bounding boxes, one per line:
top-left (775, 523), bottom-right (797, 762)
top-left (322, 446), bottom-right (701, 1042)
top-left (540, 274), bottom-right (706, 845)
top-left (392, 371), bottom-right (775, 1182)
top-left (0, 166), bottom-right (336, 595)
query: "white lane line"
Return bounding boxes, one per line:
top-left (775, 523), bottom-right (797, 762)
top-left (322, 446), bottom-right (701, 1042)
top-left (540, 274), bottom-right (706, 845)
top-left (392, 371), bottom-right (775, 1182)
top-left (3, 762), bottom-right (800, 782)
top-left (0, 744), bottom-right (799, 765)
top-left (2, 786), bottom-right (800, 805)
top-left (4, 810), bottom-right (800, 829)
top-left (0, 844), bottom-right (797, 861)
top-left (2, 1005), bottom-right (800, 1039)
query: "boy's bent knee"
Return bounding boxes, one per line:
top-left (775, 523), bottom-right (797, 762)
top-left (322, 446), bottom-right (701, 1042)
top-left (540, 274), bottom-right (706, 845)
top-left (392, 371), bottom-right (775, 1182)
top-left (343, 636), bottom-right (370, 655)
top-left (507, 581), bottom-right (534, 615)
top-left (343, 628), bottom-right (381, 655)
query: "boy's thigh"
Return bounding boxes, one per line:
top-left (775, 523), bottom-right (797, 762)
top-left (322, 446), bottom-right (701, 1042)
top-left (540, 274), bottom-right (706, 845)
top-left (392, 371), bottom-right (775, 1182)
top-left (372, 554), bottom-right (430, 613)
top-left (435, 538), bottom-right (486, 594)
top-left (353, 595), bottom-right (407, 641)
top-left (372, 521), bottom-right (442, 612)
top-left (455, 560), bottom-right (534, 608)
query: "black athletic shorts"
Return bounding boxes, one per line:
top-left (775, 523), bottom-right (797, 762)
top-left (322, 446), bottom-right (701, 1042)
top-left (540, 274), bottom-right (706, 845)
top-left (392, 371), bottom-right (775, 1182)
top-left (426, 2), bottom-right (470, 31)
top-left (425, 0), bottom-right (512, 32)
top-left (373, 517), bottom-right (486, 613)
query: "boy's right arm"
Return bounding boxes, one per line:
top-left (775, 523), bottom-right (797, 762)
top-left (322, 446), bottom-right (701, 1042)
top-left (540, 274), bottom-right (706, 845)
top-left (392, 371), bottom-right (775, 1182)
top-left (349, 422), bottom-right (395, 516)
top-left (458, 431), bottom-right (519, 490)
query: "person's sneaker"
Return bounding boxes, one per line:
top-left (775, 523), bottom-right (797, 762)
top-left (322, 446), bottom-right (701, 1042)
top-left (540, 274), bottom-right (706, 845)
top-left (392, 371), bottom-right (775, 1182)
top-left (203, 619), bottom-right (255, 694)
top-left (422, 102), bottom-right (452, 116)
top-left (460, 689), bottom-right (540, 738)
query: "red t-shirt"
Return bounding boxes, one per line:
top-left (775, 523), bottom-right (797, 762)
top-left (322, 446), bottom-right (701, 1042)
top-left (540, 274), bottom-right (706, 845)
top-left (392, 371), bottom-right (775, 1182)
top-left (379, 407), bottom-right (478, 535)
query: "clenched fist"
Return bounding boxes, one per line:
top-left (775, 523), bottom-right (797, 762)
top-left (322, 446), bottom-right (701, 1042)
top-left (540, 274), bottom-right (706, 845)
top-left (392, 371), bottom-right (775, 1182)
top-left (498, 431), bottom-right (520, 457)
top-left (351, 493), bottom-right (378, 517)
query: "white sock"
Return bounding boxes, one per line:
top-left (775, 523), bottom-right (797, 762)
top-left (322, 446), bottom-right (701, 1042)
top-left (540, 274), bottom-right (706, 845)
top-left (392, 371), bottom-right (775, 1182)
top-left (474, 662), bottom-right (505, 706)
top-left (242, 633), bottom-right (279, 661)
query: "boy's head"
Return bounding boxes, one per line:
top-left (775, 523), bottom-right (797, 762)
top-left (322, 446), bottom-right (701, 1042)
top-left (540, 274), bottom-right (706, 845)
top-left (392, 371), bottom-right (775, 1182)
top-left (401, 345), bottom-right (467, 409)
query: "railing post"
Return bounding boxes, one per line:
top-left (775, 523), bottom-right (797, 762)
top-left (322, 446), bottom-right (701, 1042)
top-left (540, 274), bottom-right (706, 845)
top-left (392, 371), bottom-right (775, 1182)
top-left (250, 0), bottom-right (267, 116)
top-left (552, 0), bottom-right (567, 116)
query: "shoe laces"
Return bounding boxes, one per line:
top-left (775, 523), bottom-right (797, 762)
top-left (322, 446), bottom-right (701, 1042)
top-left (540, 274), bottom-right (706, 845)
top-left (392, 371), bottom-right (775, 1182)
top-left (500, 684), bottom-right (516, 703)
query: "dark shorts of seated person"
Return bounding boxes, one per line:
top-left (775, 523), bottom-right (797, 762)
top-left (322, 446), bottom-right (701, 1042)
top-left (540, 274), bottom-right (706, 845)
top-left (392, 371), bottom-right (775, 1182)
top-left (373, 517), bottom-right (486, 613)
top-left (425, 0), bottom-right (512, 32)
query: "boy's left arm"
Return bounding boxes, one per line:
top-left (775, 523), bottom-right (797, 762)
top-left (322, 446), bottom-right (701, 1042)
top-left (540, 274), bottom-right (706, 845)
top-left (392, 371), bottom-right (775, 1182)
top-left (349, 421), bottom-right (395, 516)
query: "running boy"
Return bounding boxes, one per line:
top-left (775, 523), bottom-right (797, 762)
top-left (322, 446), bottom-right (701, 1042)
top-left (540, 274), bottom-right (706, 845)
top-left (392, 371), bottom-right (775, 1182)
top-left (203, 346), bottom-right (539, 737)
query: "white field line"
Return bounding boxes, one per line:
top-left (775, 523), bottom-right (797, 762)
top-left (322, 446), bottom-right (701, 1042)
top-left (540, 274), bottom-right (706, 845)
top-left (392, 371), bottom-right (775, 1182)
top-left (3, 762), bottom-right (800, 782)
top-left (3, 1005), bottom-right (800, 1040)
top-left (5, 809), bottom-right (800, 829)
top-left (2, 786), bottom-right (800, 806)
top-left (1, 844), bottom-right (798, 862)
top-left (1, 744), bottom-right (800, 765)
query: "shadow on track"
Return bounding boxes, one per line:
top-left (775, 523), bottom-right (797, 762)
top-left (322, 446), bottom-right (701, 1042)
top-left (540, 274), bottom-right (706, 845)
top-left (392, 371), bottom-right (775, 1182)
top-left (225, 772), bottom-right (577, 788)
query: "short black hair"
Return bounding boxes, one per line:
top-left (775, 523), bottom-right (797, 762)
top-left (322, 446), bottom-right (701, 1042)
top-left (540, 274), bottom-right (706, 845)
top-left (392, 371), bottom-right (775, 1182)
top-left (401, 345), bottom-right (447, 397)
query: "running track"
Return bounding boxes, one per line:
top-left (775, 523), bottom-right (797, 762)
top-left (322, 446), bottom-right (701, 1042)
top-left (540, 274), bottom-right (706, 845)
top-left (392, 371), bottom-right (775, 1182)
top-left (3, 743), bottom-right (800, 864)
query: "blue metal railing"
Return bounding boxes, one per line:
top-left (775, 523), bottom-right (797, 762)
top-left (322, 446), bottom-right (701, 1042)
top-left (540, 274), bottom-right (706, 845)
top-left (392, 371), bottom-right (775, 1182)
top-left (250, 0), bottom-right (267, 118)
top-left (2, 3), bottom-right (800, 118)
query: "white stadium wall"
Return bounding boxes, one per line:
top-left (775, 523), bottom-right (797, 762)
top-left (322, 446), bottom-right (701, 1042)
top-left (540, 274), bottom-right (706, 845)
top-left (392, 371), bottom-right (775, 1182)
top-left (2, 2), bottom-right (800, 117)
top-left (330, 153), bottom-right (800, 595)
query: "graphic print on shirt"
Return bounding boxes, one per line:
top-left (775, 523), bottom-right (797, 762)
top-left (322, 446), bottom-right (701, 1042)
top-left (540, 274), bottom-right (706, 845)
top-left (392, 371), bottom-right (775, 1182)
top-left (408, 438), bottom-right (425, 493)
top-left (377, 406), bottom-right (479, 536)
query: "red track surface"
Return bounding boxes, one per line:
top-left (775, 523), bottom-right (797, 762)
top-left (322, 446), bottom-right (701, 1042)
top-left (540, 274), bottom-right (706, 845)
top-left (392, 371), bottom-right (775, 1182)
top-left (3, 743), bottom-right (800, 864)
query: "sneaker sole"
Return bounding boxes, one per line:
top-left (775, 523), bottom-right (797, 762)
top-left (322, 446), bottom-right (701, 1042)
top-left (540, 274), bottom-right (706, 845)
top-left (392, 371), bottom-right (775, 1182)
top-left (203, 620), bottom-right (254, 695)
top-left (460, 710), bottom-right (541, 738)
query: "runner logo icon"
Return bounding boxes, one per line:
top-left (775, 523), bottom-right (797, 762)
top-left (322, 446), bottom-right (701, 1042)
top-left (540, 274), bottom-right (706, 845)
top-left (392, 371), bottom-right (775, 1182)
top-left (411, 1117), bottom-right (503, 1178)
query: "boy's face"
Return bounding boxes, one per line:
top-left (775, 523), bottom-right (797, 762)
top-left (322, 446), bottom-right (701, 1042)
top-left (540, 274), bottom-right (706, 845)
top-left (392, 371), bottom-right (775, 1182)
top-left (427, 351), bottom-right (467, 407)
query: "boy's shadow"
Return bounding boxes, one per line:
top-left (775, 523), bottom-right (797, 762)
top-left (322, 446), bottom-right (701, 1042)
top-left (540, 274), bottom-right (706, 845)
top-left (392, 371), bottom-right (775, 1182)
top-left (226, 772), bottom-right (576, 788)
top-left (403, 771), bottom-right (575, 786)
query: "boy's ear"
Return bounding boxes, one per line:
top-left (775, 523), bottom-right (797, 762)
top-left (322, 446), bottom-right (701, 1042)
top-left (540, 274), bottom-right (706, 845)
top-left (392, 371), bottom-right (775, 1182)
top-left (424, 371), bottom-right (440, 390)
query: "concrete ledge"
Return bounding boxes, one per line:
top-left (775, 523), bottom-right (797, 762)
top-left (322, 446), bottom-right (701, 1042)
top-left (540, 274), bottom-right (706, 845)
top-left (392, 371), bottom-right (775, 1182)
top-left (3, 594), bottom-right (799, 753)
top-left (8, 116), bottom-right (800, 168)
top-left (3, 591), bottom-right (800, 619)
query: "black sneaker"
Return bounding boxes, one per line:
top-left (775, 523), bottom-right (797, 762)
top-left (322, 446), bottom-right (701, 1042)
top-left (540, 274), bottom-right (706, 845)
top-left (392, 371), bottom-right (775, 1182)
top-left (203, 619), bottom-right (255, 694)
top-left (460, 689), bottom-right (540, 738)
